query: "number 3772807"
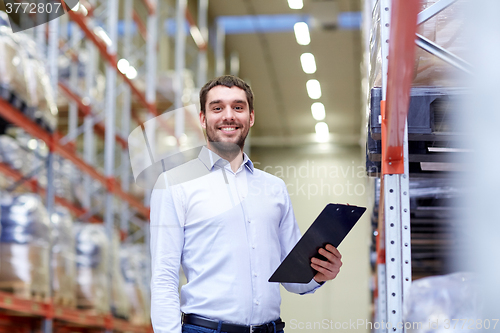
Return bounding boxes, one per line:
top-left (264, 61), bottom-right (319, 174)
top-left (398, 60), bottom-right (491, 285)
top-left (443, 319), bottom-right (499, 330)
top-left (5, 2), bottom-right (62, 14)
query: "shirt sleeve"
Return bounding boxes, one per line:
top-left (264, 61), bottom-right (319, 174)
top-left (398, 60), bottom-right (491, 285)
top-left (150, 173), bottom-right (185, 333)
top-left (277, 181), bottom-right (324, 295)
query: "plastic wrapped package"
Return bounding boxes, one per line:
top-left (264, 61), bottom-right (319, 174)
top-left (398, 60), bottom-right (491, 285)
top-left (0, 135), bottom-right (22, 170)
top-left (0, 135), bottom-right (23, 190)
top-left (120, 244), bottom-right (150, 324)
top-left (403, 272), bottom-right (481, 332)
top-left (16, 34), bottom-right (57, 131)
top-left (74, 223), bottom-right (109, 313)
top-left (0, 25), bottom-right (57, 132)
top-left (0, 27), bottom-right (29, 105)
top-left (0, 193), bottom-right (52, 299)
top-left (370, 0), bottom-right (467, 88)
top-left (110, 231), bottom-right (131, 319)
top-left (51, 206), bottom-right (76, 307)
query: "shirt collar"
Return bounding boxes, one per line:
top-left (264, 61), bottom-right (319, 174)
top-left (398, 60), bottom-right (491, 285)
top-left (198, 146), bottom-right (254, 173)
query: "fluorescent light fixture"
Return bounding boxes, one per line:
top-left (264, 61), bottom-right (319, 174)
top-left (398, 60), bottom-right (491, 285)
top-left (300, 52), bottom-right (316, 74)
top-left (117, 58), bottom-right (130, 74)
top-left (126, 66), bottom-right (138, 79)
top-left (164, 136), bottom-right (177, 146)
top-left (28, 139), bottom-right (38, 150)
top-left (80, 5), bottom-right (88, 16)
top-left (288, 0), bottom-right (303, 10)
top-left (306, 79), bottom-right (321, 99)
top-left (315, 122), bottom-right (330, 142)
top-left (190, 26), bottom-right (206, 48)
top-left (94, 27), bottom-right (112, 46)
top-left (293, 22), bottom-right (310, 45)
top-left (311, 102), bottom-right (325, 120)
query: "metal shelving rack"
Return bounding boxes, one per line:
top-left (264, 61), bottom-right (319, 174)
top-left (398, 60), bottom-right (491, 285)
top-left (368, 0), bottom-right (470, 332)
top-left (0, 0), bottom-right (215, 331)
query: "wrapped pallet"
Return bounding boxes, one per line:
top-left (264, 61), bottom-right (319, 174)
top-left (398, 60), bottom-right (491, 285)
top-left (0, 26), bottom-right (30, 108)
top-left (370, 0), bottom-right (467, 88)
top-left (120, 244), bottom-right (150, 324)
top-left (74, 223), bottom-right (109, 313)
top-left (0, 193), bottom-right (51, 300)
top-left (0, 16), bottom-right (57, 132)
top-left (51, 206), bottom-right (76, 307)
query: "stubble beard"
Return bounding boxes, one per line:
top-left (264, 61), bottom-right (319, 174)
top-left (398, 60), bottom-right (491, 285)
top-left (205, 120), bottom-right (249, 161)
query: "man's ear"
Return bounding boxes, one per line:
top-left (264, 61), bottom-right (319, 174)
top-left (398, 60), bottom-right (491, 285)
top-left (199, 111), bottom-right (206, 129)
top-left (249, 110), bottom-right (255, 127)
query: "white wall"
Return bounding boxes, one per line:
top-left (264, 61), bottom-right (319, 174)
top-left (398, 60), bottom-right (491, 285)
top-left (251, 145), bottom-right (372, 333)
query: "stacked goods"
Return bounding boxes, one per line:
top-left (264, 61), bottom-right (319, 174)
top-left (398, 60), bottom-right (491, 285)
top-left (0, 12), bottom-right (57, 133)
top-left (0, 193), bottom-right (51, 300)
top-left (120, 244), bottom-right (150, 324)
top-left (369, 0), bottom-right (467, 88)
top-left (74, 223), bottom-right (109, 313)
top-left (110, 231), bottom-right (131, 319)
top-left (51, 206), bottom-right (77, 307)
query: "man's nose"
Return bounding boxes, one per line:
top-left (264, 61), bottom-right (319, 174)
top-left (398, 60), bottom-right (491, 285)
top-left (221, 106), bottom-right (235, 121)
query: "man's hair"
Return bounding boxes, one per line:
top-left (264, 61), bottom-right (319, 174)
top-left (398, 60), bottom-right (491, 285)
top-left (199, 75), bottom-right (254, 114)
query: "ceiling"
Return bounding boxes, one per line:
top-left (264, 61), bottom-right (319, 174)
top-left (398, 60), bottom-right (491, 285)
top-left (207, 0), bottom-right (363, 147)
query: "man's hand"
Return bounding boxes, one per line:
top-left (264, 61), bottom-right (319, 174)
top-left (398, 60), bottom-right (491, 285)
top-left (311, 244), bottom-right (342, 283)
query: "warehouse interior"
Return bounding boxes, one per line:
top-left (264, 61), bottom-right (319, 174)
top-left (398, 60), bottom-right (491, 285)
top-left (0, 0), bottom-right (499, 332)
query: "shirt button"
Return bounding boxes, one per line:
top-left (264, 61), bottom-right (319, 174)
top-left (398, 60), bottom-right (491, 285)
top-left (248, 220), bottom-right (251, 223)
top-left (253, 273), bottom-right (257, 277)
top-left (252, 245), bottom-right (255, 249)
top-left (255, 300), bottom-right (259, 305)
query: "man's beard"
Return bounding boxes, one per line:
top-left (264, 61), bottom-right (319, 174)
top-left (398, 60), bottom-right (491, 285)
top-left (205, 120), bottom-right (249, 158)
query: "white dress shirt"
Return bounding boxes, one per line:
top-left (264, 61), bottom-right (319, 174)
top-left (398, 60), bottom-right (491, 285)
top-left (150, 146), bottom-right (322, 333)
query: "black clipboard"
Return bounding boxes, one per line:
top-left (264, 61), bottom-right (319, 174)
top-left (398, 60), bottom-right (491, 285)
top-left (269, 203), bottom-right (366, 283)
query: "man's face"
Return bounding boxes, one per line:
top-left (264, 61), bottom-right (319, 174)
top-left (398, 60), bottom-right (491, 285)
top-left (200, 85), bottom-right (255, 151)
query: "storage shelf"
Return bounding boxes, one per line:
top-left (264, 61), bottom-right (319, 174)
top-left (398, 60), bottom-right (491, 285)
top-left (0, 98), bottom-right (149, 219)
top-left (0, 291), bottom-right (152, 333)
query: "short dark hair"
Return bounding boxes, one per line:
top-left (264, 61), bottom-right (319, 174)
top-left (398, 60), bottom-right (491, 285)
top-left (199, 75), bottom-right (254, 114)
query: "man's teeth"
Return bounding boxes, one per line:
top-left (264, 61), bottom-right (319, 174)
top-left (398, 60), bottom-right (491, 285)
top-left (221, 127), bottom-right (236, 132)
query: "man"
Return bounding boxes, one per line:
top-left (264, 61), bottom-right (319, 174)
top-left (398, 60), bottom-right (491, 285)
top-left (150, 75), bottom-right (342, 333)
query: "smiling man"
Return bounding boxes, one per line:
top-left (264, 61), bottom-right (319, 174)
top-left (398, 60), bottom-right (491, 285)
top-left (150, 75), bottom-right (343, 333)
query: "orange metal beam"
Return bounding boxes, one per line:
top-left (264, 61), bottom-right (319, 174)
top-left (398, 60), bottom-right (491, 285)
top-left (381, 0), bottom-right (420, 175)
top-left (0, 98), bottom-right (149, 218)
top-left (58, 81), bottom-right (128, 149)
top-left (185, 8), bottom-right (208, 51)
top-left (0, 291), bottom-right (151, 332)
top-left (65, 8), bottom-right (156, 115)
top-left (0, 162), bottom-right (102, 223)
top-left (133, 9), bottom-right (148, 41)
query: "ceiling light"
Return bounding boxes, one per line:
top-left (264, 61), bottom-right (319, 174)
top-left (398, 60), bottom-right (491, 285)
top-left (315, 122), bottom-right (330, 142)
top-left (94, 27), bottom-right (112, 47)
top-left (117, 58), bottom-right (130, 74)
top-left (288, 0), bottom-right (303, 10)
top-left (189, 26), bottom-right (205, 48)
top-left (293, 22), bottom-right (310, 45)
top-left (27, 139), bottom-right (38, 150)
top-left (300, 52), bottom-right (316, 74)
top-left (311, 102), bottom-right (325, 120)
top-left (126, 66), bottom-right (138, 79)
top-left (306, 79), bottom-right (321, 99)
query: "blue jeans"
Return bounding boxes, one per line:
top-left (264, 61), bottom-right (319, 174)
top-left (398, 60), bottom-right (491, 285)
top-left (182, 323), bottom-right (284, 333)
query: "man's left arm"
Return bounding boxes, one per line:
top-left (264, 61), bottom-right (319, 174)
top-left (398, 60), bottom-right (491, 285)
top-left (278, 182), bottom-right (342, 294)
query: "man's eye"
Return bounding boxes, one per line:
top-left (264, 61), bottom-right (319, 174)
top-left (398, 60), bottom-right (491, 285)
top-left (235, 106), bottom-right (243, 110)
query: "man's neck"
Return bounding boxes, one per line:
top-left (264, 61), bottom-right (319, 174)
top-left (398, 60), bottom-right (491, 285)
top-left (207, 144), bottom-right (244, 173)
